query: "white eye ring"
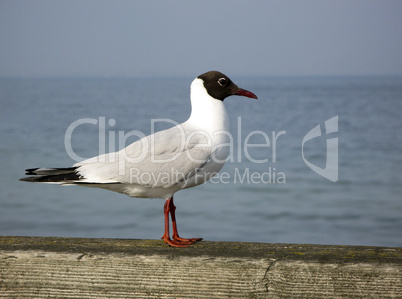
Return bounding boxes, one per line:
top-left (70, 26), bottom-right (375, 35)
top-left (218, 78), bottom-right (227, 86)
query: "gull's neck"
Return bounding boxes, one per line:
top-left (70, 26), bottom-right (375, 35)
top-left (186, 78), bottom-right (229, 132)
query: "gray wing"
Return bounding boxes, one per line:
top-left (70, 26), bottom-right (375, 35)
top-left (76, 124), bottom-right (212, 188)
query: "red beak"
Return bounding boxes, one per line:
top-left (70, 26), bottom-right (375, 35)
top-left (234, 88), bottom-right (258, 99)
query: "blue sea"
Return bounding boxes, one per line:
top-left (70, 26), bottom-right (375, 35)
top-left (1, 76), bottom-right (401, 247)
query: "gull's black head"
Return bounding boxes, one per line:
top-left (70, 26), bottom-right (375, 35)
top-left (197, 71), bottom-right (258, 101)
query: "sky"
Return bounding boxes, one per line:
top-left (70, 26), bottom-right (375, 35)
top-left (1, 0), bottom-right (402, 78)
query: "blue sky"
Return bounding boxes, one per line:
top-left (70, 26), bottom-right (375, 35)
top-left (1, 0), bottom-right (401, 77)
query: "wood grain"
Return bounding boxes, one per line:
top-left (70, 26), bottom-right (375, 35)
top-left (1, 237), bottom-right (401, 298)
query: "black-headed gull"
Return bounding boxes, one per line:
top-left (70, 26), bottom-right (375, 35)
top-left (21, 71), bottom-right (258, 247)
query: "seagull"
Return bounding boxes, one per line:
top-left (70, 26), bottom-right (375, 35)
top-left (20, 71), bottom-right (258, 247)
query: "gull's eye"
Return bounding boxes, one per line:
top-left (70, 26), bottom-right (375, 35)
top-left (217, 78), bottom-right (227, 86)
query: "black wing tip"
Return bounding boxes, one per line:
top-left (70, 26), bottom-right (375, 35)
top-left (20, 177), bottom-right (35, 182)
top-left (23, 167), bottom-right (79, 175)
top-left (24, 168), bottom-right (40, 175)
top-left (20, 167), bottom-right (82, 183)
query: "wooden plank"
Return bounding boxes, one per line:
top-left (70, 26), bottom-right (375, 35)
top-left (0, 236), bottom-right (401, 298)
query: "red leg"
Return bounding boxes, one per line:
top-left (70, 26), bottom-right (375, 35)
top-left (161, 196), bottom-right (202, 247)
top-left (161, 198), bottom-right (188, 247)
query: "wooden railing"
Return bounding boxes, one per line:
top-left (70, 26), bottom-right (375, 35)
top-left (1, 236), bottom-right (401, 298)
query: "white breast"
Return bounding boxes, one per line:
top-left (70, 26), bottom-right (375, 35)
top-left (178, 78), bottom-right (231, 188)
